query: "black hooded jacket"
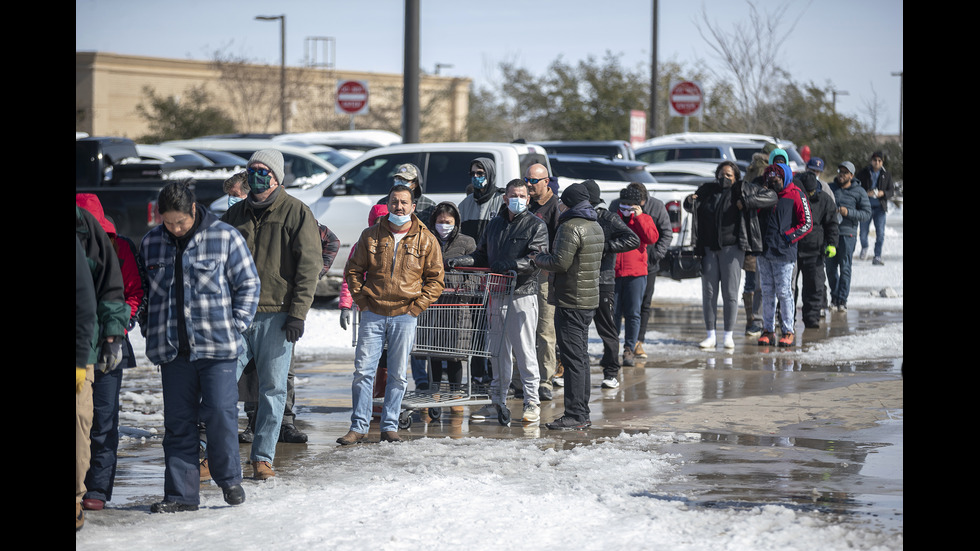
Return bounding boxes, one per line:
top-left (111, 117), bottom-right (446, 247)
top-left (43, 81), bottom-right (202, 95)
top-left (458, 157), bottom-right (504, 242)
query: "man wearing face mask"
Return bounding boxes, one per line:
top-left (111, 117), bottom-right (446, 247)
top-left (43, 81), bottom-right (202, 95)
top-left (340, 185), bottom-right (445, 444)
top-left (221, 149), bottom-right (323, 480)
top-left (448, 179), bottom-right (550, 424)
top-left (458, 157), bottom-right (503, 242)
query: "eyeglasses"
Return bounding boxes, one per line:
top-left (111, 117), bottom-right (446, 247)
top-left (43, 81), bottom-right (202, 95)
top-left (524, 176), bottom-right (549, 185)
top-left (247, 167), bottom-right (272, 177)
top-left (469, 171), bottom-right (486, 177)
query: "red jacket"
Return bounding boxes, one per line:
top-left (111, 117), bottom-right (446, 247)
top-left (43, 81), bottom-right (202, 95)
top-left (614, 211), bottom-right (659, 277)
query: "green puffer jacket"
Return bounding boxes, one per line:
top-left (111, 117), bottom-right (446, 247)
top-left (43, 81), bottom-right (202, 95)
top-left (533, 213), bottom-right (603, 310)
top-left (221, 187), bottom-right (323, 321)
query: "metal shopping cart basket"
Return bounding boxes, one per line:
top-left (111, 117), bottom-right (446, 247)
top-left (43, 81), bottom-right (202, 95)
top-left (355, 268), bottom-right (516, 428)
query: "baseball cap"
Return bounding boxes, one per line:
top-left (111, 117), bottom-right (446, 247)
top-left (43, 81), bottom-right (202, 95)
top-left (806, 157), bottom-right (825, 172)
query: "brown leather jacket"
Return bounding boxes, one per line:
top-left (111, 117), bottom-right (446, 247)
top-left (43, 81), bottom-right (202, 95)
top-left (345, 214), bottom-right (445, 317)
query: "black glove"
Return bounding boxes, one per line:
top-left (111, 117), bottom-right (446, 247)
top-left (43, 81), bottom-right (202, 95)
top-left (490, 259), bottom-right (515, 274)
top-left (96, 339), bottom-right (123, 373)
top-left (340, 308), bottom-right (351, 330)
top-left (282, 316), bottom-right (305, 343)
top-left (447, 258), bottom-right (460, 269)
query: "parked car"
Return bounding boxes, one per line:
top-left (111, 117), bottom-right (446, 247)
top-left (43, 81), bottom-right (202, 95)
top-left (635, 132), bottom-right (806, 175)
top-left (547, 154), bottom-right (697, 248)
top-left (273, 130), bottom-right (402, 157)
top-left (136, 144), bottom-right (246, 172)
top-left (188, 148), bottom-right (250, 167)
top-left (643, 160), bottom-right (719, 186)
top-left (533, 140), bottom-right (636, 161)
top-left (160, 139), bottom-right (338, 189)
top-left (210, 141), bottom-right (551, 297)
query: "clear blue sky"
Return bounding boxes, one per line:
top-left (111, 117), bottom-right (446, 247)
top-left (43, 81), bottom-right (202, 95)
top-left (76, 0), bottom-right (903, 135)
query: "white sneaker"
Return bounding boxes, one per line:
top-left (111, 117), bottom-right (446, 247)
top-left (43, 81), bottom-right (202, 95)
top-left (601, 377), bottom-right (620, 389)
top-left (522, 403), bottom-right (540, 422)
top-left (723, 334), bottom-right (735, 349)
top-left (552, 376), bottom-right (564, 387)
top-left (470, 404), bottom-right (498, 420)
top-left (699, 336), bottom-right (716, 349)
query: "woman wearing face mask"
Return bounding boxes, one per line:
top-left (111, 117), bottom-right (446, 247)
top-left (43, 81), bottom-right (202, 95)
top-left (427, 202), bottom-right (476, 405)
top-left (683, 161), bottom-right (777, 350)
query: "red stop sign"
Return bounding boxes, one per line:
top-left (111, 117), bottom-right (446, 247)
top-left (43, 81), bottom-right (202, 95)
top-left (670, 81), bottom-right (702, 116)
top-left (337, 80), bottom-right (368, 114)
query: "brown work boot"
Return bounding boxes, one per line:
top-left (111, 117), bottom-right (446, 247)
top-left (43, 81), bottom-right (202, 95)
top-left (633, 341), bottom-right (648, 358)
top-left (336, 430), bottom-right (367, 446)
top-left (380, 431), bottom-right (402, 443)
top-left (76, 502), bottom-right (85, 532)
top-left (251, 460), bottom-right (275, 480)
top-left (199, 458), bottom-right (211, 482)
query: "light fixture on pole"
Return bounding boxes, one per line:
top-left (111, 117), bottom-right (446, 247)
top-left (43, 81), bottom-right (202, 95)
top-left (831, 88), bottom-right (849, 114)
top-left (434, 63), bottom-right (453, 75)
top-left (255, 14), bottom-right (286, 134)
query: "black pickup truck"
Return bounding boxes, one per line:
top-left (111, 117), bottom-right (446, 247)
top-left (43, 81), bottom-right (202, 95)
top-left (75, 136), bottom-right (230, 241)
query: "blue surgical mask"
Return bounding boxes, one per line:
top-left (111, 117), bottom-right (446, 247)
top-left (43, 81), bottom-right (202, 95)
top-left (471, 175), bottom-right (487, 189)
top-left (388, 212), bottom-right (412, 226)
top-left (228, 196), bottom-right (243, 208)
top-left (508, 197), bottom-right (527, 215)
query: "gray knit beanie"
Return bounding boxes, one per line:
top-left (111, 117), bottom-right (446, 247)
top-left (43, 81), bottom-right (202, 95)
top-left (248, 149), bottom-right (286, 185)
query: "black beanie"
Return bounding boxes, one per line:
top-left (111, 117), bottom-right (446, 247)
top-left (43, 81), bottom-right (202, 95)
top-left (582, 179), bottom-right (602, 205)
top-left (561, 183), bottom-right (590, 208)
top-left (619, 185), bottom-right (645, 205)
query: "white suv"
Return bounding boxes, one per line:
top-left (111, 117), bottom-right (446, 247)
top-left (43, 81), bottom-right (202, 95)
top-left (212, 142), bottom-right (551, 297)
top-left (635, 132), bottom-right (806, 175)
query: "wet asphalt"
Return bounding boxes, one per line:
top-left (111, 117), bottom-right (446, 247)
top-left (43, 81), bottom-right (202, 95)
top-left (102, 302), bottom-right (903, 536)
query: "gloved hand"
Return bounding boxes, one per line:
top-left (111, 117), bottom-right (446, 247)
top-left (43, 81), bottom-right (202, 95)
top-left (76, 367), bottom-right (86, 393)
top-left (490, 259), bottom-right (515, 274)
top-left (96, 339), bottom-right (123, 373)
top-left (340, 308), bottom-right (351, 330)
top-left (825, 245), bottom-right (837, 258)
top-left (446, 258), bottom-right (460, 269)
top-left (282, 316), bottom-right (305, 343)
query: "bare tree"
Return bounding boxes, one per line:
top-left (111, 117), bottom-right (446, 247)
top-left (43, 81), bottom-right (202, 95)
top-left (696, 0), bottom-right (808, 132)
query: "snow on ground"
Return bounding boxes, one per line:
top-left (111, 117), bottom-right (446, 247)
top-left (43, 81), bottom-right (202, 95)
top-left (78, 209), bottom-right (903, 551)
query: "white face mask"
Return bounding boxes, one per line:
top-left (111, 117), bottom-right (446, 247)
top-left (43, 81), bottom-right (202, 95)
top-left (435, 223), bottom-right (454, 239)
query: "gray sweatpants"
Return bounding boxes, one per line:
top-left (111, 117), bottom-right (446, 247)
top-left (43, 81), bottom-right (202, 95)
top-left (701, 245), bottom-right (745, 332)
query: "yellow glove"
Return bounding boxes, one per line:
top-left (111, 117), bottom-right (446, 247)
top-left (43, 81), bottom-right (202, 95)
top-left (76, 368), bottom-right (86, 393)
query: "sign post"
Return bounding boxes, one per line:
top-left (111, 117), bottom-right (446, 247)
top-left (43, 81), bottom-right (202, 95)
top-left (668, 80), bottom-right (703, 132)
top-left (336, 80), bottom-right (369, 129)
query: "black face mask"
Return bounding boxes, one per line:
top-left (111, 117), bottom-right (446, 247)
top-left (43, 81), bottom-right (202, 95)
top-left (247, 169), bottom-right (273, 193)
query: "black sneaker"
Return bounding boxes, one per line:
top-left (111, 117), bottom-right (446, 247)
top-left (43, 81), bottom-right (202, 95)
top-left (239, 414), bottom-right (255, 443)
top-left (278, 424), bottom-right (308, 443)
top-left (150, 501), bottom-right (199, 513)
top-left (222, 484), bottom-right (246, 506)
top-left (545, 416), bottom-right (591, 430)
top-left (538, 386), bottom-right (553, 402)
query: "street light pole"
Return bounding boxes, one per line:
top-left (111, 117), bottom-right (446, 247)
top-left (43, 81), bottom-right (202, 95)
top-left (891, 71), bottom-right (903, 144)
top-left (256, 14), bottom-right (286, 134)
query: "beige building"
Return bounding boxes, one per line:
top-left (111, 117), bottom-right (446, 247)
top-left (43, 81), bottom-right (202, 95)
top-left (75, 51), bottom-right (471, 142)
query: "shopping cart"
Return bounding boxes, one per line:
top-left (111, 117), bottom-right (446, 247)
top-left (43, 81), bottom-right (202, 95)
top-left (355, 268), bottom-right (516, 428)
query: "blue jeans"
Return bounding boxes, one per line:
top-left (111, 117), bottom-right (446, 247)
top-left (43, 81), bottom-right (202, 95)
top-left (758, 255), bottom-right (796, 334)
top-left (859, 206), bottom-right (887, 258)
top-left (350, 310), bottom-right (417, 433)
top-left (83, 367), bottom-right (123, 502)
top-left (237, 312), bottom-right (293, 463)
top-left (162, 357), bottom-right (242, 505)
top-left (614, 275), bottom-right (647, 352)
top-left (826, 233), bottom-right (857, 307)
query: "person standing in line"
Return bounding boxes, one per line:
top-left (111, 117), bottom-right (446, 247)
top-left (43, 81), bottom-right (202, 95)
top-left (582, 180), bottom-right (639, 389)
top-left (855, 151), bottom-right (895, 265)
top-left (612, 185), bottom-right (659, 365)
top-left (684, 161), bottom-right (777, 349)
top-left (525, 163), bottom-right (562, 402)
top-left (531, 183), bottom-right (603, 430)
top-left (449, 179), bottom-right (550, 424)
top-left (75, 206), bottom-right (128, 531)
top-left (76, 194), bottom-right (145, 513)
top-left (457, 157), bottom-right (503, 385)
top-left (427, 201), bottom-right (476, 405)
top-left (793, 170), bottom-right (839, 329)
top-left (826, 161), bottom-right (872, 313)
top-left (221, 149), bottom-right (323, 480)
top-left (756, 164), bottom-right (812, 348)
top-left (338, 185), bottom-right (445, 444)
top-left (140, 181), bottom-right (259, 513)
top-left (608, 182), bottom-right (672, 360)
top-left (377, 163), bottom-right (436, 391)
